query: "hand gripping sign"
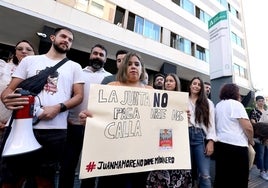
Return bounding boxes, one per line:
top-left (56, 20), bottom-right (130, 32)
top-left (80, 84), bottom-right (191, 179)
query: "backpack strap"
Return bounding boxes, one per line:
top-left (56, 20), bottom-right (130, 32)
top-left (48, 57), bottom-right (69, 74)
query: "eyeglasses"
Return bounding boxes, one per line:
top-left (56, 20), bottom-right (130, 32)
top-left (16, 47), bottom-right (33, 52)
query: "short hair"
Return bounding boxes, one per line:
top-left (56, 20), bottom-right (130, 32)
top-left (256, 95), bottom-right (264, 101)
top-left (219, 83), bottom-right (240, 100)
top-left (153, 73), bottom-right (165, 89)
top-left (153, 73), bottom-right (165, 82)
top-left (116, 50), bottom-right (128, 58)
top-left (204, 82), bottom-right (211, 86)
top-left (54, 27), bottom-right (74, 36)
top-left (116, 52), bottom-right (146, 83)
top-left (91, 44), bottom-right (107, 57)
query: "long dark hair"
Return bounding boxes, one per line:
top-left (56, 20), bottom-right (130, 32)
top-left (164, 73), bottom-right (181, 91)
top-left (188, 77), bottom-right (210, 128)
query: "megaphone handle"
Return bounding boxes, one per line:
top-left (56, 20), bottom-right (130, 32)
top-left (0, 112), bottom-right (14, 156)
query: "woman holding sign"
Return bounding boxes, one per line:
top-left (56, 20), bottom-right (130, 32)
top-left (146, 73), bottom-right (192, 188)
top-left (108, 52), bottom-right (151, 89)
top-left (79, 52), bottom-right (152, 188)
top-left (188, 77), bottom-right (216, 188)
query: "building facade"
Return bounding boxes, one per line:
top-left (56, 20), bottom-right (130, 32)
top-left (0, 0), bottom-right (253, 101)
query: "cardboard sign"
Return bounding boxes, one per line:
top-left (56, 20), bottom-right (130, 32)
top-left (80, 84), bottom-right (190, 179)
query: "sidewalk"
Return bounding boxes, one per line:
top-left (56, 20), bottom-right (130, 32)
top-left (249, 165), bottom-right (268, 188)
top-left (210, 159), bottom-right (268, 188)
top-left (71, 164), bottom-right (267, 188)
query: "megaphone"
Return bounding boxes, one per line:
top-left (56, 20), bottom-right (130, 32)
top-left (2, 92), bottom-right (42, 157)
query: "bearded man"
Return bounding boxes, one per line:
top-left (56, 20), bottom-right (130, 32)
top-left (1, 27), bottom-right (84, 188)
top-left (58, 44), bottom-right (112, 188)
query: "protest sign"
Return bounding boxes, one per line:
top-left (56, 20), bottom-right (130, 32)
top-left (80, 84), bottom-right (190, 179)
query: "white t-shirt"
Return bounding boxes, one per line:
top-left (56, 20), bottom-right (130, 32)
top-left (215, 99), bottom-right (249, 147)
top-left (68, 66), bottom-right (112, 125)
top-left (13, 54), bottom-right (84, 129)
top-left (188, 98), bottom-right (217, 141)
top-left (0, 60), bottom-right (13, 122)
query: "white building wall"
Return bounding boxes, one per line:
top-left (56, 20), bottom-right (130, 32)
top-left (4, 0), bottom-right (209, 74)
top-left (1, 0), bottom-right (252, 91)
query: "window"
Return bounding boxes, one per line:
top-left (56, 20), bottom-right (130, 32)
top-left (234, 64), bottom-right (240, 76)
top-left (144, 20), bottom-right (161, 41)
top-left (171, 0), bottom-right (181, 6)
top-left (196, 45), bottom-right (206, 61)
top-left (217, 0), bottom-right (228, 9)
top-left (170, 32), bottom-right (180, 50)
top-left (182, 0), bottom-right (194, 15)
top-left (91, 1), bottom-right (103, 10)
top-left (179, 37), bottom-right (192, 55)
top-left (205, 49), bottom-right (209, 63)
top-left (75, 0), bottom-right (90, 12)
top-left (90, 0), bottom-right (104, 18)
top-left (127, 12), bottom-right (135, 31)
top-left (60, 0), bottom-right (116, 22)
top-left (231, 32), bottom-right (244, 48)
top-left (236, 37), bottom-right (242, 47)
top-left (239, 66), bottom-right (248, 79)
top-left (234, 63), bottom-right (248, 79)
top-left (172, 0), bottom-right (194, 15)
top-left (134, 16), bottom-right (161, 42)
top-left (114, 6), bottom-right (125, 26)
top-left (195, 7), bottom-right (211, 24)
top-left (228, 4), bottom-right (240, 20)
top-left (196, 7), bottom-right (202, 20)
top-left (134, 16), bottom-right (144, 35)
top-left (171, 32), bottom-right (208, 61)
top-left (231, 32), bottom-right (236, 43)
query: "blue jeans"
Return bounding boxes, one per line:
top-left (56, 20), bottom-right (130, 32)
top-left (189, 127), bottom-right (211, 188)
top-left (255, 142), bottom-right (268, 172)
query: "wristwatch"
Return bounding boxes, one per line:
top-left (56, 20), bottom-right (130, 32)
top-left (59, 103), bottom-right (67, 112)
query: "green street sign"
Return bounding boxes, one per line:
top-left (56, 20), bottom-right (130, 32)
top-left (208, 11), bottom-right (228, 29)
